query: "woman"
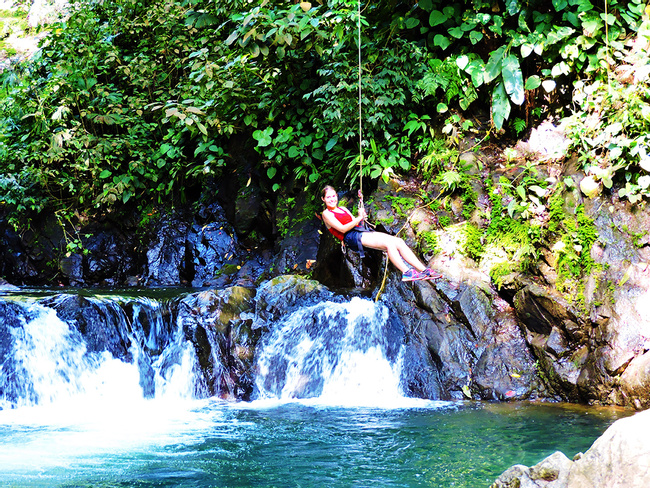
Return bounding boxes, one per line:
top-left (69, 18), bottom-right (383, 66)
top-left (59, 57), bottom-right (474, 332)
top-left (320, 185), bottom-right (440, 282)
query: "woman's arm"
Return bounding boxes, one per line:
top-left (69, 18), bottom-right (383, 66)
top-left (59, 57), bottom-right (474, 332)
top-left (322, 207), bottom-right (366, 234)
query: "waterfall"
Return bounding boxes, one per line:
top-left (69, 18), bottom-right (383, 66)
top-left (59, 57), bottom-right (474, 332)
top-left (253, 297), bottom-right (409, 407)
top-left (0, 296), bottom-right (198, 410)
top-left (1, 292), bottom-right (426, 411)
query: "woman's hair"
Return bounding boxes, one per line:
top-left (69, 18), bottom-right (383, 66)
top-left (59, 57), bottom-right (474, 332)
top-left (321, 185), bottom-right (336, 199)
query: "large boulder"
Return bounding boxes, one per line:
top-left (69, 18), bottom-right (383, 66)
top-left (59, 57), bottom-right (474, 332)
top-left (490, 408), bottom-right (650, 488)
top-left (178, 286), bottom-right (257, 400)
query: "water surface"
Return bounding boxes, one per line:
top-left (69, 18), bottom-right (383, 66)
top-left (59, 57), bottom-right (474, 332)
top-left (0, 399), bottom-right (628, 488)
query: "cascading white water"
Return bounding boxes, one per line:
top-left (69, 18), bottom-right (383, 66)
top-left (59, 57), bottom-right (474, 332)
top-left (1, 298), bottom-right (197, 410)
top-left (253, 296), bottom-right (409, 407)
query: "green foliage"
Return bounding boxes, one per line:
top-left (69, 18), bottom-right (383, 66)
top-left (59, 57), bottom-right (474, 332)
top-left (0, 0), bottom-right (646, 234)
top-left (385, 194), bottom-right (415, 218)
top-left (417, 229), bottom-right (440, 255)
top-left (553, 204), bottom-right (598, 281)
top-left (415, 0), bottom-right (645, 129)
top-left (564, 17), bottom-right (650, 204)
top-left (462, 222), bottom-right (484, 261)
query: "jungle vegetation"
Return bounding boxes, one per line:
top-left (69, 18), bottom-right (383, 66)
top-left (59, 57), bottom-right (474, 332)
top-left (0, 0), bottom-right (648, 245)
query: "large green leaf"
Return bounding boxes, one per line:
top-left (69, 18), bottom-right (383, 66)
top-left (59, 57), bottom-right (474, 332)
top-left (502, 54), bottom-right (524, 105)
top-left (484, 46), bottom-right (506, 83)
top-left (429, 10), bottom-right (449, 27)
top-left (419, 0), bottom-right (434, 11)
top-left (524, 75), bottom-right (541, 90)
top-left (491, 82), bottom-right (511, 130)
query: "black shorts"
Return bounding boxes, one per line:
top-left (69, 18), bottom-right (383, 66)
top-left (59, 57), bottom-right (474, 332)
top-left (343, 226), bottom-right (372, 258)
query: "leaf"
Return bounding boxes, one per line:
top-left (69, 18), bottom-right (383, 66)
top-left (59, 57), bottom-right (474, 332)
top-left (100, 170), bottom-right (112, 179)
top-left (434, 34), bottom-right (451, 50)
top-left (485, 46), bottom-right (506, 83)
top-left (521, 43), bottom-right (534, 58)
top-left (528, 185), bottom-right (546, 197)
top-left (552, 0), bottom-right (568, 11)
top-left (437, 102), bottom-right (449, 113)
top-left (502, 54), bottom-right (525, 105)
top-left (491, 82), bottom-right (511, 130)
top-left (299, 2), bottom-right (311, 12)
top-left (469, 30), bottom-right (483, 44)
top-left (516, 185), bottom-right (526, 200)
top-left (225, 31), bottom-right (238, 45)
top-left (456, 55), bottom-right (469, 70)
top-left (525, 75), bottom-right (541, 90)
top-left (600, 12), bottom-right (616, 25)
top-left (507, 198), bottom-right (517, 217)
top-left (429, 10), bottom-right (448, 27)
top-left (542, 80), bottom-right (556, 92)
top-left (405, 17), bottom-right (420, 29)
top-left (253, 127), bottom-right (273, 147)
top-left (196, 121), bottom-right (208, 136)
top-left (448, 27), bottom-right (464, 39)
top-left (466, 60), bottom-right (485, 88)
top-left (618, 264), bottom-right (633, 287)
top-left (267, 167), bottom-right (277, 179)
top-left (419, 0), bottom-right (433, 11)
top-left (326, 137), bottom-right (338, 151)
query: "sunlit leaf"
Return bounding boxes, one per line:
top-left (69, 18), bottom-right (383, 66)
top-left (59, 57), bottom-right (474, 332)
top-left (502, 54), bottom-right (524, 105)
top-left (491, 82), bottom-right (511, 130)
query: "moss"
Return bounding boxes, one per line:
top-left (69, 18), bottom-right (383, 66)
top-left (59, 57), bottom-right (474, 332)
top-left (622, 225), bottom-right (648, 248)
top-left (417, 230), bottom-right (440, 255)
top-left (384, 195), bottom-right (416, 218)
top-left (462, 222), bottom-right (484, 261)
top-left (377, 215), bottom-right (395, 226)
top-left (438, 214), bottom-right (451, 227)
top-left (221, 263), bottom-right (240, 275)
top-left (490, 262), bottom-right (515, 290)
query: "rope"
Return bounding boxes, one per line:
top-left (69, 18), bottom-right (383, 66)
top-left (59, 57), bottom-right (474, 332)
top-left (357, 0), bottom-right (363, 203)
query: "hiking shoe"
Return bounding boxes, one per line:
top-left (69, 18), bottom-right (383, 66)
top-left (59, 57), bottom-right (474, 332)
top-left (402, 268), bottom-right (422, 282)
top-left (421, 268), bottom-right (442, 280)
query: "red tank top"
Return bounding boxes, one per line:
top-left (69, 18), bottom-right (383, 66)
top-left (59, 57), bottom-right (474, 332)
top-left (326, 208), bottom-right (353, 241)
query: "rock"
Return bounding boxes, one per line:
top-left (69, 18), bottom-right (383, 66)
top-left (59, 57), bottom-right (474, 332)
top-left (251, 274), bottom-right (331, 329)
top-left (144, 215), bottom-right (190, 286)
top-left (27, 0), bottom-right (70, 27)
top-left (566, 408), bottom-right (650, 487)
top-left (82, 226), bottom-right (137, 286)
top-left (491, 452), bottom-right (573, 488)
top-left (40, 294), bottom-right (130, 359)
top-left (186, 222), bottom-right (238, 287)
top-left (178, 286), bottom-right (257, 400)
top-left (0, 300), bottom-right (40, 406)
top-left (0, 278), bottom-right (19, 291)
top-left (233, 185), bottom-right (262, 238)
top-left (491, 409), bottom-right (650, 488)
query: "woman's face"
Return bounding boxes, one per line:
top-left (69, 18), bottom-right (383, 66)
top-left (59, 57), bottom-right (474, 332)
top-left (322, 189), bottom-right (338, 208)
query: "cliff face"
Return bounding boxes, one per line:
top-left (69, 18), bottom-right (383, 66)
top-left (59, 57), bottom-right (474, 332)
top-left (2, 166), bottom-right (650, 408)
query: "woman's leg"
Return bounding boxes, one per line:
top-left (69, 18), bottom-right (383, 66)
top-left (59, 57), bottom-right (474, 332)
top-left (360, 232), bottom-right (426, 273)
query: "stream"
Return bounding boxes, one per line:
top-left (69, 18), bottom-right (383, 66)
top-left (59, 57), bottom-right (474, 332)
top-left (0, 289), bottom-right (628, 487)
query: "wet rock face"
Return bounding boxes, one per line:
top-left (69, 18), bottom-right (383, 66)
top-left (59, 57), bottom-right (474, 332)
top-left (41, 294), bottom-right (131, 359)
top-left (508, 194), bottom-right (650, 408)
top-left (386, 269), bottom-right (543, 402)
top-left (178, 287), bottom-right (258, 400)
top-left (0, 301), bottom-right (41, 406)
